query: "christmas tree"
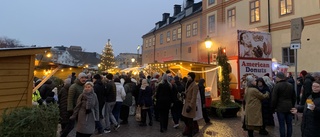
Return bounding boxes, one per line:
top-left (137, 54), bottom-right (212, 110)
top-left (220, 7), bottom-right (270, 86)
top-left (100, 39), bottom-right (115, 71)
top-left (217, 47), bottom-right (231, 105)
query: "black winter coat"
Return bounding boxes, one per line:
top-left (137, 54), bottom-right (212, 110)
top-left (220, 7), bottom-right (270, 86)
top-left (105, 80), bottom-right (116, 102)
top-left (58, 83), bottom-right (71, 124)
top-left (297, 93), bottom-right (320, 137)
top-left (272, 80), bottom-right (296, 113)
top-left (94, 79), bottom-right (106, 117)
top-left (39, 79), bottom-right (55, 100)
top-left (156, 81), bottom-right (174, 110)
top-left (138, 86), bottom-right (153, 107)
top-left (301, 74), bottom-right (315, 105)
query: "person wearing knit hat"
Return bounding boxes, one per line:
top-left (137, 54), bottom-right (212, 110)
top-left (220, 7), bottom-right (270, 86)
top-left (243, 75), bottom-right (269, 137)
top-left (93, 74), bottom-right (101, 80)
top-left (69, 80), bottom-right (99, 137)
top-left (78, 72), bottom-right (87, 78)
top-left (272, 71), bottom-right (295, 137)
top-left (300, 70), bottom-right (308, 77)
top-left (63, 72), bottom-right (87, 137)
top-left (182, 71), bottom-right (199, 136)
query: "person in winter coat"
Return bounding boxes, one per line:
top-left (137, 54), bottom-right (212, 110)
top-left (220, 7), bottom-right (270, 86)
top-left (39, 78), bottom-right (55, 100)
top-left (244, 75), bottom-right (269, 137)
top-left (58, 78), bottom-right (71, 131)
top-left (301, 73), bottom-right (314, 105)
top-left (181, 72), bottom-right (199, 137)
top-left (61, 72), bottom-right (87, 137)
top-left (113, 77), bottom-right (126, 123)
top-left (120, 77), bottom-right (134, 124)
top-left (255, 77), bottom-right (271, 135)
top-left (70, 82), bottom-right (99, 137)
top-left (156, 74), bottom-right (174, 133)
top-left (103, 73), bottom-right (120, 133)
top-left (137, 79), bottom-right (153, 126)
top-left (171, 76), bottom-right (184, 129)
top-left (198, 78), bottom-right (211, 125)
top-left (92, 74), bottom-right (105, 134)
top-left (271, 72), bottom-right (296, 137)
top-left (291, 80), bottom-right (320, 137)
top-left (32, 81), bottom-right (43, 106)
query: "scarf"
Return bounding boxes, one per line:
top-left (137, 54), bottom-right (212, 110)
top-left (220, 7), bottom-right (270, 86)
top-left (140, 79), bottom-right (149, 90)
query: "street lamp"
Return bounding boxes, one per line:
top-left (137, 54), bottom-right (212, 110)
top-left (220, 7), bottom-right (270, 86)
top-left (131, 57), bottom-right (135, 67)
top-left (205, 36), bottom-right (213, 64)
top-left (137, 45), bottom-right (140, 66)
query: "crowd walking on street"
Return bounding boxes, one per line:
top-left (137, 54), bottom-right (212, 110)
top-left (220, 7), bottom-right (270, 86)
top-left (31, 69), bottom-right (320, 137)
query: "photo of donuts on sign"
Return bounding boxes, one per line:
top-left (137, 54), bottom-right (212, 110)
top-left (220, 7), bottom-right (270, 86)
top-left (238, 30), bottom-right (272, 59)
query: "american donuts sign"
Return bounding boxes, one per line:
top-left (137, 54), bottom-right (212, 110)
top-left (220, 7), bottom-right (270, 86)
top-left (239, 59), bottom-right (272, 79)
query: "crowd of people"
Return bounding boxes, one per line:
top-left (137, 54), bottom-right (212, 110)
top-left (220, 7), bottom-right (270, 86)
top-left (243, 70), bottom-right (320, 137)
top-left (32, 70), bottom-right (212, 137)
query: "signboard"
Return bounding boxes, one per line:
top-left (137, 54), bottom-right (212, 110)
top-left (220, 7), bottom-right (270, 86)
top-left (290, 43), bottom-right (301, 49)
top-left (239, 59), bottom-right (272, 89)
top-left (291, 17), bottom-right (304, 44)
top-left (238, 30), bottom-right (272, 59)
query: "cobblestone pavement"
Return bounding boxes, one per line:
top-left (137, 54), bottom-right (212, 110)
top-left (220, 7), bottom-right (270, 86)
top-left (91, 112), bottom-right (302, 137)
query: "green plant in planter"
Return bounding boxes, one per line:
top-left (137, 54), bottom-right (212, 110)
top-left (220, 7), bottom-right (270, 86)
top-left (212, 47), bottom-right (240, 118)
top-left (0, 104), bottom-right (59, 137)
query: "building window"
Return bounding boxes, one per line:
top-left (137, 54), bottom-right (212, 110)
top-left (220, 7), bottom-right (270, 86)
top-left (188, 47), bottom-right (191, 53)
top-left (282, 47), bottom-right (295, 65)
top-left (176, 49), bottom-right (178, 55)
top-left (152, 37), bottom-right (155, 46)
top-left (192, 22), bottom-right (198, 36)
top-left (167, 31), bottom-right (171, 42)
top-left (177, 27), bottom-right (182, 39)
top-left (227, 8), bottom-right (236, 28)
top-left (172, 29), bottom-right (177, 41)
top-left (250, 0), bottom-right (260, 23)
top-left (164, 51), bottom-right (166, 57)
top-left (208, 15), bottom-right (215, 33)
top-left (186, 24), bottom-right (191, 37)
top-left (148, 38), bottom-right (152, 47)
top-left (160, 34), bottom-right (163, 44)
top-left (280, 0), bottom-right (293, 16)
top-left (145, 40), bottom-right (148, 48)
top-left (208, 0), bottom-right (216, 5)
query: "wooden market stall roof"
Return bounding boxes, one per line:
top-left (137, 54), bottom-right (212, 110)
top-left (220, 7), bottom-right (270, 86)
top-left (0, 47), bottom-right (51, 116)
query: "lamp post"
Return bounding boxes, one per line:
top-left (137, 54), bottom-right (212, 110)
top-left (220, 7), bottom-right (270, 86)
top-left (205, 36), bottom-right (213, 64)
top-left (137, 45), bottom-right (140, 67)
top-left (131, 57), bottom-right (135, 67)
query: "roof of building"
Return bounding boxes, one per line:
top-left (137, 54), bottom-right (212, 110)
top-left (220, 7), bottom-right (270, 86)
top-left (142, 1), bottom-right (202, 37)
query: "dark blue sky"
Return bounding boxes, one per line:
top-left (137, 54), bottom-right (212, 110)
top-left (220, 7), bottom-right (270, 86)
top-left (0, 0), bottom-right (201, 55)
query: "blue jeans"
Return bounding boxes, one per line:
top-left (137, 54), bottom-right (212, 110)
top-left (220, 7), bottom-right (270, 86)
top-left (104, 102), bottom-right (118, 130)
top-left (112, 102), bottom-right (122, 122)
top-left (276, 112), bottom-right (292, 137)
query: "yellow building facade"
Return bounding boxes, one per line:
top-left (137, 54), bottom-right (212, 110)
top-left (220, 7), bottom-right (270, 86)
top-left (143, 0), bottom-right (320, 74)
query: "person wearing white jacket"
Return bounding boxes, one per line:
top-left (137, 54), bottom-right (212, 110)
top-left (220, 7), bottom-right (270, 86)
top-left (113, 77), bottom-right (126, 122)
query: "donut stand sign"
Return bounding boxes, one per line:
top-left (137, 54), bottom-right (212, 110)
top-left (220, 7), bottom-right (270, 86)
top-left (237, 30), bottom-right (272, 89)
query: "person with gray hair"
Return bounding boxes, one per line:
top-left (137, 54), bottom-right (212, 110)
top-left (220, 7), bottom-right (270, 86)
top-left (243, 75), bottom-right (269, 137)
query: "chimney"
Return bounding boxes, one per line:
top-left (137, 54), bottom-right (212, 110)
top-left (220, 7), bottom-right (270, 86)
top-left (162, 13), bottom-right (170, 21)
top-left (174, 5), bottom-right (181, 16)
top-left (186, 0), bottom-right (194, 8)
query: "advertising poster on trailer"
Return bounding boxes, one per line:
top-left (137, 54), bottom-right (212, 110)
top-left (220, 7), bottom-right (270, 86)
top-left (239, 59), bottom-right (272, 89)
top-left (238, 30), bottom-right (272, 59)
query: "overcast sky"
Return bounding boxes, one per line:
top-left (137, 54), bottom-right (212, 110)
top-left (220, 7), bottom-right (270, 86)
top-left (0, 0), bottom-right (201, 55)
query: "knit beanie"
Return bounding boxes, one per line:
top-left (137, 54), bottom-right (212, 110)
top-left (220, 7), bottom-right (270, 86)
top-left (78, 72), bottom-right (87, 78)
top-left (187, 72), bottom-right (196, 80)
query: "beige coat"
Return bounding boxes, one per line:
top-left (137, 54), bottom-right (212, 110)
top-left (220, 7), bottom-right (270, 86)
top-left (244, 87), bottom-right (269, 128)
top-left (182, 81), bottom-right (199, 118)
